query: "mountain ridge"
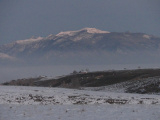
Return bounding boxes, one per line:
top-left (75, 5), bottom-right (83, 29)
top-left (0, 28), bottom-right (160, 65)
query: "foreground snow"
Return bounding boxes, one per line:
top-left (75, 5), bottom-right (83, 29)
top-left (0, 104), bottom-right (160, 120)
top-left (0, 86), bottom-right (160, 120)
top-left (0, 86), bottom-right (160, 105)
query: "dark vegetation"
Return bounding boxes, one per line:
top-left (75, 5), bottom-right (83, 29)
top-left (2, 68), bottom-right (160, 95)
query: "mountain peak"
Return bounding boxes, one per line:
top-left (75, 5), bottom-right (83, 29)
top-left (56, 28), bottom-right (110, 37)
top-left (80, 28), bottom-right (110, 34)
top-left (56, 31), bottom-right (77, 37)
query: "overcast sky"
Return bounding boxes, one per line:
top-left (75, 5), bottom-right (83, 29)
top-left (0, 0), bottom-right (160, 44)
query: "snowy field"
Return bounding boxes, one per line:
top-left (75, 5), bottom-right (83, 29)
top-left (1, 104), bottom-right (160, 120)
top-left (0, 86), bottom-right (160, 120)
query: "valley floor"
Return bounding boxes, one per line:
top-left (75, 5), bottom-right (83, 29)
top-left (0, 86), bottom-right (160, 120)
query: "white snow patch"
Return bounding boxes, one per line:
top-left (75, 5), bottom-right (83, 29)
top-left (143, 35), bottom-right (151, 39)
top-left (56, 28), bottom-right (110, 37)
top-left (56, 31), bottom-right (77, 37)
top-left (45, 34), bottom-right (55, 40)
top-left (16, 37), bottom-right (43, 44)
top-left (82, 28), bottom-right (110, 34)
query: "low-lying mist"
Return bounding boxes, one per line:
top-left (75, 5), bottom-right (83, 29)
top-left (1, 63), bottom-right (160, 83)
top-left (1, 51), bottom-right (160, 83)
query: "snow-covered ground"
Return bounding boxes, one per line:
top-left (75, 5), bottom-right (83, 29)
top-left (0, 86), bottom-right (160, 120)
top-left (1, 104), bottom-right (160, 120)
top-left (0, 86), bottom-right (160, 105)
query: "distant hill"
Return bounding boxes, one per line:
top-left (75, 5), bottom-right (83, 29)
top-left (0, 28), bottom-right (160, 65)
top-left (3, 69), bottom-right (160, 95)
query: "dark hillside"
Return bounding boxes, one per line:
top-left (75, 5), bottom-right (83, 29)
top-left (3, 69), bottom-right (160, 89)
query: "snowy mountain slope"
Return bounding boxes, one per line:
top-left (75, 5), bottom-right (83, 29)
top-left (0, 28), bottom-right (160, 65)
top-left (1, 28), bottom-right (159, 54)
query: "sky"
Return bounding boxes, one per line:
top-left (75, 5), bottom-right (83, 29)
top-left (0, 0), bottom-right (160, 44)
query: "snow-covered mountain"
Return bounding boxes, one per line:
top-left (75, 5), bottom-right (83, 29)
top-left (0, 28), bottom-right (160, 65)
